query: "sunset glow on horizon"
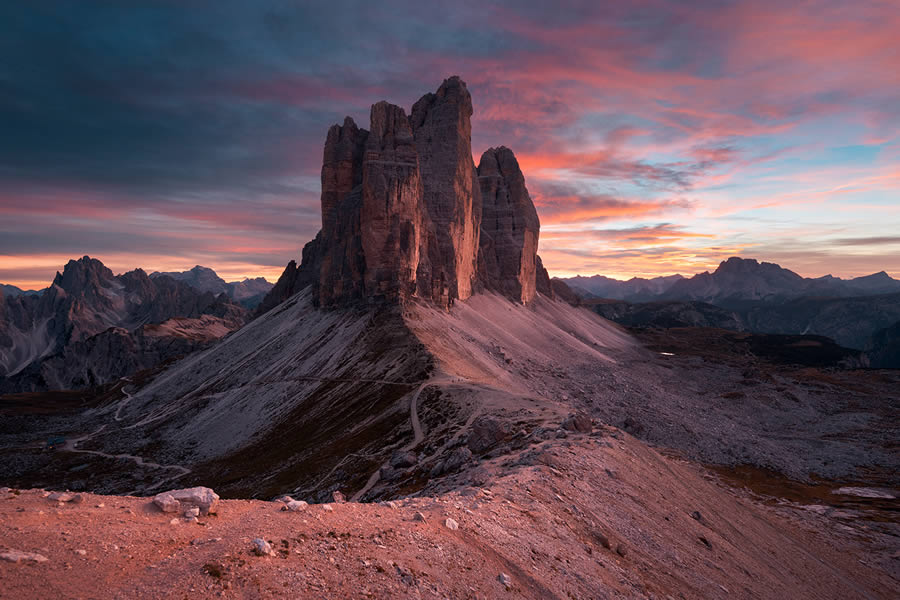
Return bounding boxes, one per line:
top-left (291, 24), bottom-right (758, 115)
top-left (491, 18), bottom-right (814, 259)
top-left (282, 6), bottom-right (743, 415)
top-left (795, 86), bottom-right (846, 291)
top-left (1, 1), bottom-right (898, 289)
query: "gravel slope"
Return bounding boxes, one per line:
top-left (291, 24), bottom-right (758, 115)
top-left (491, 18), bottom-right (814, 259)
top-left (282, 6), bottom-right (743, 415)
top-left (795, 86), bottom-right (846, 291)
top-left (2, 427), bottom-right (895, 599)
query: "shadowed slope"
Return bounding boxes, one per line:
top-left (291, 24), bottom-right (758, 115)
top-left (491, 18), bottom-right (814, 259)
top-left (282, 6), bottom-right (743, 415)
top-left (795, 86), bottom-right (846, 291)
top-left (102, 289), bottom-right (431, 499)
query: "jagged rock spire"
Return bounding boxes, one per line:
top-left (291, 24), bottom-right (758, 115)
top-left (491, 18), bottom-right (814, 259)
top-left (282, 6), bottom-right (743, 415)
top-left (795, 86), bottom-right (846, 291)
top-left (260, 76), bottom-right (552, 311)
top-left (321, 117), bottom-right (367, 230)
top-left (410, 76), bottom-right (482, 304)
top-left (359, 101), bottom-right (422, 302)
top-left (476, 147), bottom-right (540, 303)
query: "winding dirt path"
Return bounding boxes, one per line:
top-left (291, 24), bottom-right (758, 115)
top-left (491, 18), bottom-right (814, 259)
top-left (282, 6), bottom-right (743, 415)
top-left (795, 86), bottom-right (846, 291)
top-left (408, 380), bottom-right (427, 447)
top-left (59, 423), bottom-right (191, 491)
top-left (113, 378), bottom-right (133, 422)
top-left (351, 376), bottom-right (459, 502)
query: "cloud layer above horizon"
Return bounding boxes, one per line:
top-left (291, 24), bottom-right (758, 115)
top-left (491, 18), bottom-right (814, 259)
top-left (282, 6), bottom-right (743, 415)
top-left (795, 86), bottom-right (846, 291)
top-left (1, 0), bottom-right (898, 288)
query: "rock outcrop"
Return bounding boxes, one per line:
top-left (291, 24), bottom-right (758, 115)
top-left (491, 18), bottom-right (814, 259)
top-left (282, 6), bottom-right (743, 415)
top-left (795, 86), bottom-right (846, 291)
top-left (320, 117), bottom-right (367, 231)
top-left (254, 260), bottom-right (301, 315)
top-left (258, 76), bottom-right (551, 312)
top-left (548, 277), bottom-right (579, 305)
top-left (354, 102), bottom-right (422, 304)
top-left (536, 257), bottom-right (555, 299)
top-left (410, 76), bottom-right (482, 304)
top-left (476, 147), bottom-right (539, 303)
top-left (150, 265), bottom-right (230, 296)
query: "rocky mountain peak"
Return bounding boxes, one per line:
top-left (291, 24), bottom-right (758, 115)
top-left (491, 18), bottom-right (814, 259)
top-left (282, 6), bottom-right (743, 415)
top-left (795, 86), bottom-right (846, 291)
top-left (715, 256), bottom-right (758, 273)
top-left (270, 77), bottom-right (548, 310)
top-left (410, 75), bottom-right (481, 304)
top-left (52, 255), bottom-right (116, 297)
top-left (476, 146), bottom-right (517, 178)
top-left (476, 146), bottom-right (540, 303)
top-left (715, 256), bottom-right (801, 279)
top-left (150, 265), bottom-right (229, 296)
top-left (321, 116), bottom-right (367, 230)
top-left (856, 270), bottom-right (891, 282)
top-left (712, 257), bottom-right (804, 286)
top-left (409, 75), bottom-right (473, 130)
top-left (1, 256), bottom-right (249, 389)
top-left (369, 102), bottom-right (414, 143)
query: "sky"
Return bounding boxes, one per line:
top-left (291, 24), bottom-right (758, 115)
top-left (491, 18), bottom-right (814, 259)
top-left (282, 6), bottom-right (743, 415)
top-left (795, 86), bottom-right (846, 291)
top-left (1, 0), bottom-right (898, 289)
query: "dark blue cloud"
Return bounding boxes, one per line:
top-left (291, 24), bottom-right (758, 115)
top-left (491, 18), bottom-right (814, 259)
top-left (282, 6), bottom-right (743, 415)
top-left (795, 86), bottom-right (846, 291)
top-left (1, 1), bottom-right (896, 285)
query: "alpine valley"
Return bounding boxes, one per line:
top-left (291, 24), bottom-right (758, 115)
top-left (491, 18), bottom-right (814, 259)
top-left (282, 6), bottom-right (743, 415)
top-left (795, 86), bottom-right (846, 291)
top-left (1, 78), bottom-right (897, 600)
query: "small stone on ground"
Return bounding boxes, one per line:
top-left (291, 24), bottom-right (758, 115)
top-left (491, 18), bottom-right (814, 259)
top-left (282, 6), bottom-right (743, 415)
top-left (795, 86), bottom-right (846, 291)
top-left (1, 550), bottom-right (49, 564)
top-left (252, 538), bottom-right (274, 556)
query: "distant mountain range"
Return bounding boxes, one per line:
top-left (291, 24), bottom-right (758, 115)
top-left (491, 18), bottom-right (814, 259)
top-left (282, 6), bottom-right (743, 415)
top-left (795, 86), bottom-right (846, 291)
top-left (661, 258), bottom-right (900, 306)
top-left (150, 265), bottom-right (273, 307)
top-left (2, 265), bottom-right (272, 308)
top-left (0, 284), bottom-right (43, 298)
top-left (561, 257), bottom-right (900, 305)
top-left (561, 257), bottom-right (900, 364)
top-left (562, 273), bottom-right (685, 302)
top-left (0, 257), bottom-right (249, 392)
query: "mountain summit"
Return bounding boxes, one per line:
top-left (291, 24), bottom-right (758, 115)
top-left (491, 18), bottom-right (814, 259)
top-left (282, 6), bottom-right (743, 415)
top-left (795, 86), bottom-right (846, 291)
top-left (259, 76), bottom-right (550, 312)
top-left (150, 265), bottom-right (229, 296)
top-left (0, 256), bottom-right (247, 392)
top-left (662, 257), bottom-right (806, 304)
top-left (150, 266), bottom-right (273, 306)
top-left (94, 78), bottom-right (613, 501)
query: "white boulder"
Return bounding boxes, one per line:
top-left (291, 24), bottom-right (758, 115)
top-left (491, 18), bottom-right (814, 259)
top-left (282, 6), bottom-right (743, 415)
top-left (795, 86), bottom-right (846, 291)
top-left (282, 500), bottom-right (308, 512)
top-left (153, 486), bottom-right (219, 515)
top-left (251, 538), bottom-right (274, 556)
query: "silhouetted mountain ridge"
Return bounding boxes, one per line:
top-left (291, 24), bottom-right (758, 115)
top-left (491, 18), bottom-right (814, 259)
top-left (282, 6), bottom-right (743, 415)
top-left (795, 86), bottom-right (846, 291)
top-left (560, 257), bottom-right (900, 363)
top-left (558, 257), bottom-right (900, 305)
top-left (0, 256), bottom-right (248, 392)
top-left (563, 274), bottom-right (684, 301)
top-left (0, 284), bottom-right (42, 298)
top-left (149, 265), bottom-right (273, 308)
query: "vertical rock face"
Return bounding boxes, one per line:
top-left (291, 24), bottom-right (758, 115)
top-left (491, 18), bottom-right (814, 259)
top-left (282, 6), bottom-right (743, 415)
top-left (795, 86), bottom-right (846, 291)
top-left (254, 260), bottom-right (300, 316)
top-left (410, 76), bottom-right (482, 304)
top-left (535, 256), bottom-right (554, 299)
top-left (317, 116), bottom-right (369, 306)
top-left (258, 76), bottom-right (553, 312)
top-left (358, 102), bottom-right (422, 303)
top-left (317, 188), bottom-right (365, 306)
top-left (476, 147), bottom-right (540, 303)
top-left (320, 117), bottom-right (367, 230)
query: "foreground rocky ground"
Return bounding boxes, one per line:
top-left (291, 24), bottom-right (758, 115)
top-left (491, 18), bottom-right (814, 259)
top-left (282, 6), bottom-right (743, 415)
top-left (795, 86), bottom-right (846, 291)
top-left (2, 303), bottom-right (898, 598)
top-left (2, 426), bottom-right (897, 599)
top-left (2, 301), bottom-right (898, 598)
